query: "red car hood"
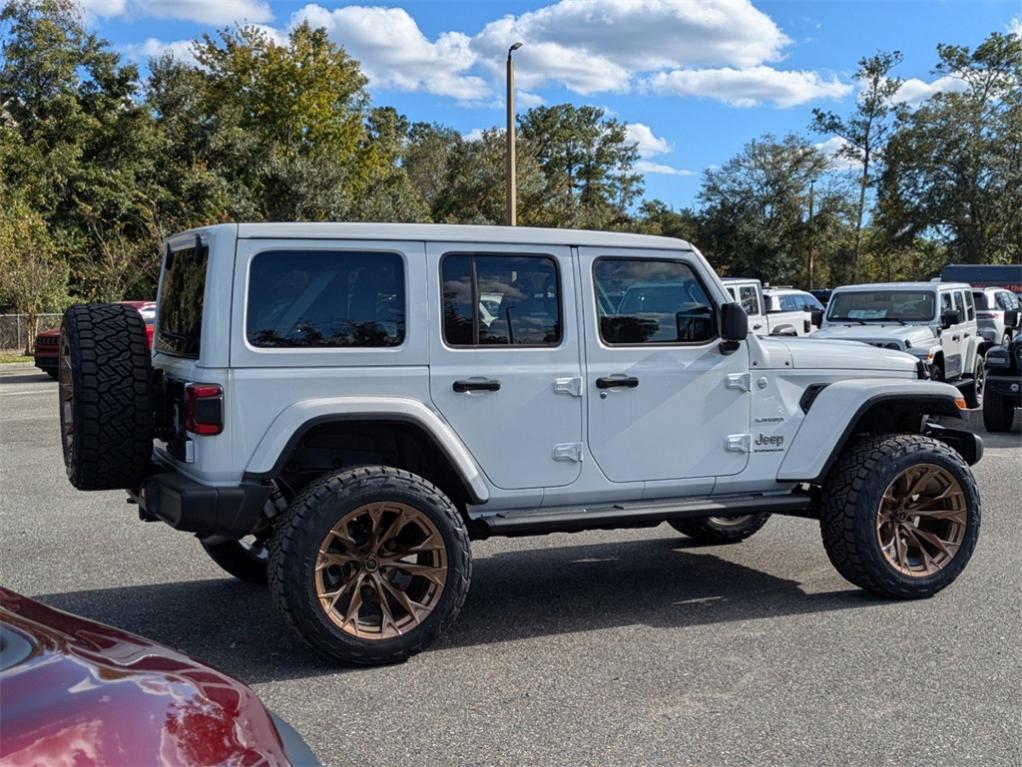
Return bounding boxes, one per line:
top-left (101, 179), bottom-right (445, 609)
top-left (0, 589), bottom-right (296, 766)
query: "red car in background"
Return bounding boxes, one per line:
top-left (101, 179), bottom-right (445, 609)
top-left (33, 301), bottom-right (155, 379)
top-left (0, 588), bottom-right (319, 766)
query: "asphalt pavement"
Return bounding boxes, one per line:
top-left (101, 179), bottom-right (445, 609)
top-left (2, 364), bottom-right (1020, 767)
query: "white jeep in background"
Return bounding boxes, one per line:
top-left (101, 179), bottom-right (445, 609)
top-left (814, 282), bottom-right (986, 407)
top-left (58, 224), bottom-right (983, 666)
top-left (722, 278), bottom-right (813, 337)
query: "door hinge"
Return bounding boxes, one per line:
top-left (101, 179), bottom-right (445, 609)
top-left (725, 372), bottom-right (751, 392)
top-left (552, 442), bottom-right (584, 463)
top-left (725, 434), bottom-right (751, 453)
top-left (553, 376), bottom-right (583, 397)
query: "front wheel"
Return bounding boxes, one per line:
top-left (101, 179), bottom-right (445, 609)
top-left (669, 514), bottom-right (770, 544)
top-left (269, 466), bottom-right (471, 665)
top-left (820, 434), bottom-right (980, 599)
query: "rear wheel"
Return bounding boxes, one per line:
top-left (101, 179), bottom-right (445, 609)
top-left (819, 434), bottom-right (980, 599)
top-left (982, 388), bottom-right (1016, 432)
top-left (59, 304), bottom-right (153, 490)
top-left (201, 536), bottom-right (270, 586)
top-left (669, 513), bottom-right (770, 544)
top-left (269, 466), bottom-right (471, 665)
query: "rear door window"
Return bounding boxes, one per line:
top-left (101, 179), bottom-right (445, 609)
top-left (738, 286), bottom-right (760, 316)
top-left (247, 250), bottom-right (405, 348)
top-left (441, 254), bottom-right (561, 347)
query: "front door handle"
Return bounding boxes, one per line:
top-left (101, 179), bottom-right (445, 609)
top-left (596, 376), bottom-right (639, 389)
top-left (453, 378), bottom-right (501, 393)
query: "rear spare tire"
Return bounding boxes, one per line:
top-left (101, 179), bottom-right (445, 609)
top-left (59, 303), bottom-right (153, 490)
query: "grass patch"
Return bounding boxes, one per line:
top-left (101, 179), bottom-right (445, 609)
top-left (0, 353), bottom-right (33, 364)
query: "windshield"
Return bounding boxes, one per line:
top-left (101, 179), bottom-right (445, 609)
top-left (827, 290), bottom-right (936, 322)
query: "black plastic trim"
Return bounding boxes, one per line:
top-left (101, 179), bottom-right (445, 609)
top-left (923, 423), bottom-right (984, 466)
top-left (799, 383), bottom-right (828, 413)
top-left (241, 414), bottom-right (485, 505)
top-left (131, 472), bottom-right (270, 538)
top-left (471, 493), bottom-right (811, 538)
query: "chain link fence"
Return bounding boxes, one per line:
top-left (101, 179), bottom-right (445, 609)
top-left (0, 314), bottom-right (62, 352)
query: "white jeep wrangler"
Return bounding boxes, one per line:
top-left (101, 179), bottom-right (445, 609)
top-left (58, 224), bottom-right (983, 666)
top-left (813, 282), bottom-right (987, 407)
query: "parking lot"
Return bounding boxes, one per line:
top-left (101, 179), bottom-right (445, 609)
top-left (2, 364), bottom-right (1020, 767)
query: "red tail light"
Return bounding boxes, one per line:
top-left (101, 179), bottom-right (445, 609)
top-left (977, 312), bottom-right (996, 318)
top-left (184, 383), bottom-right (223, 436)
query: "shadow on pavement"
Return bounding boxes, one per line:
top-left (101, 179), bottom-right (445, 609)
top-left (0, 371), bottom-right (53, 385)
top-left (37, 536), bottom-right (870, 683)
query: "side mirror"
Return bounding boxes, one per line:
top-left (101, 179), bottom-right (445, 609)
top-left (810, 310), bottom-right (824, 328)
top-left (721, 302), bottom-right (748, 343)
top-left (1005, 309), bottom-right (1020, 328)
top-left (940, 309), bottom-right (961, 329)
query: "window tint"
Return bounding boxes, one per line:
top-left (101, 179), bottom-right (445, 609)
top-left (157, 245), bottom-right (207, 358)
top-left (964, 290), bottom-right (975, 320)
top-left (441, 254), bottom-right (561, 346)
top-left (953, 291), bottom-right (966, 320)
top-left (247, 250), bottom-right (404, 348)
top-left (972, 291), bottom-right (990, 310)
top-left (738, 286), bottom-right (760, 316)
top-left (828, 291), bottom-right (936, 322)
top-left (595, 259), bottom-right (715, 344)
top-left (940, 292), bottom-right (954, 313)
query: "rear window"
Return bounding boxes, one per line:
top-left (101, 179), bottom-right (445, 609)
top-left (247, 250), bottom-right (405, 348)
top-left (157, 245), bottom-right (207, 357)
top-left (972, 291), bottom-right (991, 310)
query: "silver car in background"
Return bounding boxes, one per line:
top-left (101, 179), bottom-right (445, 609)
top-left (972, 287), bottom-right (1020, 347)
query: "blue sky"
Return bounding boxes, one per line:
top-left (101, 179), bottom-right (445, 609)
top-left (83, 0), bottom-right (1022, 209)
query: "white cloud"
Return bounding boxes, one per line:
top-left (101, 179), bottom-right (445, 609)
top-left (121, 37), bottom-right (196, 64)
top-left (465, 128), bottom-right (486, 142)
top-left (290, 5), bottom-right (488, 101)
top-left (892, 75), bottom-right (969, 107)
top-left (472, 0), bottom-right (790, 94)
top-left (814, 136), bottom-right (860, 170)
top-left (648, 66), bottom-right (851, 107)
top-left (1008, 17), bottom-right (1021, 38)
top-left (634, 160), bottom-right (695, 176)
top-left (625, 123), bottom-right (671, 158)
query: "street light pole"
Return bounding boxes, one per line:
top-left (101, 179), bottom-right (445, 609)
top-left (506, 42), bottom-right (523, 227)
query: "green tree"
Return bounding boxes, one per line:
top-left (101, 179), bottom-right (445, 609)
top-left (518, 104), bottom-right (642, 228)
top-left (697, 134), bottom-right (838, 284)
top-left (877, 32), bottom-right (1022, 264)
top-left (811, 50), bottom-right (904, 281)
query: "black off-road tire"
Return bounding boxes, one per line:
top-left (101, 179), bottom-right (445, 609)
top-left (59, 304), bottom-right (153, 490)
top-left (269, 466), bottom-right (472, 666)
top-left (819, 434), bottom-right (980, 599)
top-left (669, 513), bottom-right (771, 544)
top-left (44, 369), bottom-right (59, 380)
top-left (201, 537), bottom-right (270, 586)
top-left (963, 353), bottom-right (985, 409)
top-left (982, 388), bottom-right (1016, 432)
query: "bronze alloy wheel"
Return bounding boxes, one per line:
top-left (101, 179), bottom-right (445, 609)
top-left (315, 502), bottom-right (447, 640)
top-left (58, 336), bottom-right (74, 455)
top-left (876, 463), bottom-right (968, 577)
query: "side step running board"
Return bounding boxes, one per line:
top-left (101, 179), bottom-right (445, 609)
top-left (469, 493), bottom-right (814, 538)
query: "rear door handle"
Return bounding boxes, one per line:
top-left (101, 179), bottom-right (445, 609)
top-left (596, 376), bottom-right (639, 389)
top-left (453, 378), bottom-right (501, 393)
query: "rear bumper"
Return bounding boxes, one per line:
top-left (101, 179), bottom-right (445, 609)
top-left (131, 471), bottom-right (270, 538)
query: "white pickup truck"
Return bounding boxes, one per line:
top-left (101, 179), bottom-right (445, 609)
top-left (722, 278), bottom-right (812, 336)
